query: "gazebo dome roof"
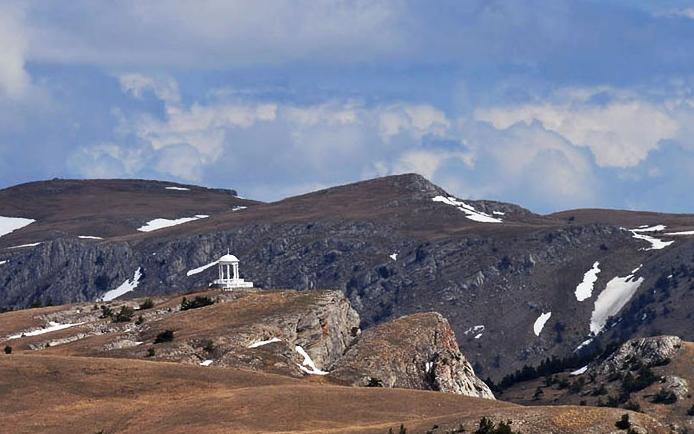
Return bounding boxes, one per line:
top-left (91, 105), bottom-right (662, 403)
top-left (219, 254), bottom-right (239, 263)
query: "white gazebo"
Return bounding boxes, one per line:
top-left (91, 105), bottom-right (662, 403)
top-left (213, 253), bottom-right (253, 291)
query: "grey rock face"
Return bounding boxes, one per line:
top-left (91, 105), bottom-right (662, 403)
top-left (328, 312), bottom-right (495, 399)
top-left (592, 336), bottom-right (683, 376)
top-left (659, 375), bottom-right (689, 401)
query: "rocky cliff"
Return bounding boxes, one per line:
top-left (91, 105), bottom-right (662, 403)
top-left (591, 335), bottom-right (683, 376)
top-left (0, 288), bottom-right (494, 398)
top-left (329, 312), bottom-right (495, 399)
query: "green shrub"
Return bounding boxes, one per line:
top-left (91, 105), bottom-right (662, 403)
top-left (652, 388), bottom-right (677, 404)
top-left (100, 305), bottom-right (113, 318)
top-left (533, 386), bottom-right (543, 400)
top-left (624, 400), bottom-right (641, 412)
top-left (202, 340), bottom-right (216, 353)
top-left (146, 348), bottom-right (155, 357)
top-left (687, 404), bottom-right (694, 416)
top-left (180, 296), bottom-right (215, 311)
top-left (592, 384), bottom-right (607, 396)
top-left (139, 298), bottom-right (154, 310)
top-left (367, 377), bottom-right (384, 387)
top-left (154, 330), bottom-right (174, 344)
top-left (135, 315), bottom-right (144, 325)
top-left (475, 417), bottom-right (520, 434)
top-left (615, 414), bottom-right (631, 430)
top-left (622, 367), bottom-right (657, 393)
top-left (3, 345), bottom-right (11, 354)
top-left (112, 306), bottom-right (134, 323)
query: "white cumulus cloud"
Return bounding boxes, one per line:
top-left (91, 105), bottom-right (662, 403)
top-left (475, 88), bottom-right (678, 168)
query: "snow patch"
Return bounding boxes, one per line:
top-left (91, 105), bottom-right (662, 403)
top-left (665, 230), bottom-right (694, 235)
top-left (99, 268), bottom-right (142, 301)
top-left (7, 321), bottom-right (86, 340)
top-left (0, 260), bottom-right (6, 266)
top-left (165, 186), bottom-right (190, 191)
top-left (629, 225), bottom-right (673, 250)
top-left (389, 253), bottom-right (398, 261)
top-left (137, 215), bottom-right (209, 232)
top-left (631, 225), bottom-right (666, 232)
top-left (590, 266), bottom-right (644, 335)
top-left (474, 333), bottom-right (483, 339)
top-left (200, 360), bottom-right (213, 366)
top-left (232, 206), bottom-right (247, 211)
top-left (570, 365), bottom-right (588, 376)
top-left (78, 235), bottom-right (103, 240)
top-left (425, 361), bottom-right (433, 373)
top-left (7, 242), bottom-right (41, 249)
top-left (248, 337), bottom-right (281, 348)
top-left (575, 261), bottom-right (601, 301)
top-left (464, 325), bottom-right (485, 335)
top-left (0, 216), bottom-right (35, 239)
top-left (186, 260), bottom-right (218, 277)
top-left (533, 312), bottom-right (552, 336)
top-left (575, 338), bottom-right (594, 352)
top-left (432, 196), bottom-right (502, 223)
top-left (464, 325), bottom-right (485, 336)
top-left (295, 345), bottom-right (328, 375)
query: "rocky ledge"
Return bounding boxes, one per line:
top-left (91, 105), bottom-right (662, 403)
top-left (328, 311), bottom-right (495, 399)
top-left (592, 335), bottom-right (683, 376)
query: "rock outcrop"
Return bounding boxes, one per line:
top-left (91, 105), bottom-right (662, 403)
top-left (328, 312), bottom-right (495, 399)
top-left (592, 335), bottom-right (683, 375)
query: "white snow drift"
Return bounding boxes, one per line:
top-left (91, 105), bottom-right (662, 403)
top-left (78, 235), bottom-right (103, 240)
top-left (666, 230), bottom-right (694, 236)
top-left (137, 215), bottom-right (209, 232)
top-left (629, 225), bottom-right (674, 250)
top-left (575, 261), bottom-right (601, 301)
top-left (0, 216), bottom-right (35, 239)
top-left (295, 345), bottom-right (328, 375)
top-left (165, 186), bottom-right (190, 191)
top-left (99, 268), bottom-right (143, 301)
top-left (570, 365), bottom-right (588, 376)
top-left (7, 242), bottom-right (42, 249)
top-left (432, 196), bottom-right (502, 223)
top-left (186, 260), bottom-right (218, 277)
top-left (199, 360), bottom-right (213, 366)
top-left (7, 321), bottom-right (86, 340)
top-left (533, 312), bottom-right (552, 336)
top-left (248, 337), bottom-right (282, 348)
top-left (464, 325), bottom-right (485, 336)
top-left (590, 266), bottom-right (644, 335)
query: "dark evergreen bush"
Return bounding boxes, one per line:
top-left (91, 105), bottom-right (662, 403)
top-left (154, 330), bottom-right (174, 343)
top-left (180, 296), bottom-right (215, 311)
top-left (615, 414), bottom-right (630, 430)
top-left (366, 377), bottom-right (384, 387)
top-left (3, 345), bottom-right (11, 354)
top-left (139, 298), bottom-right (154, 310)
top-left (475, 417), bottom-right (519, 434)
top-left (651, 388), bottom-right (677, 404)
top-left (112, 306), bottom-right (134, 323)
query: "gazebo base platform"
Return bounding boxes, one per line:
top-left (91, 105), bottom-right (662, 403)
top-left (213, 279), bottom-right (254, 291)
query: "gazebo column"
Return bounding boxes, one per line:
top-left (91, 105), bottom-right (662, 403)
top-left (233, 263), bottom-right (239, 281)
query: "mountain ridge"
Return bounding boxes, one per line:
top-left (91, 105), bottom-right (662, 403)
top-left (1, 173), bottom-right (693, 385)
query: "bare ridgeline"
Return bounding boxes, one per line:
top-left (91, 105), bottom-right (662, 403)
top-left (0, 174), bottom-right (692, 433)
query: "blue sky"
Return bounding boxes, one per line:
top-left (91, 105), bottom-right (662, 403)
top-left (2, 0), bottom-right (694, 213)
